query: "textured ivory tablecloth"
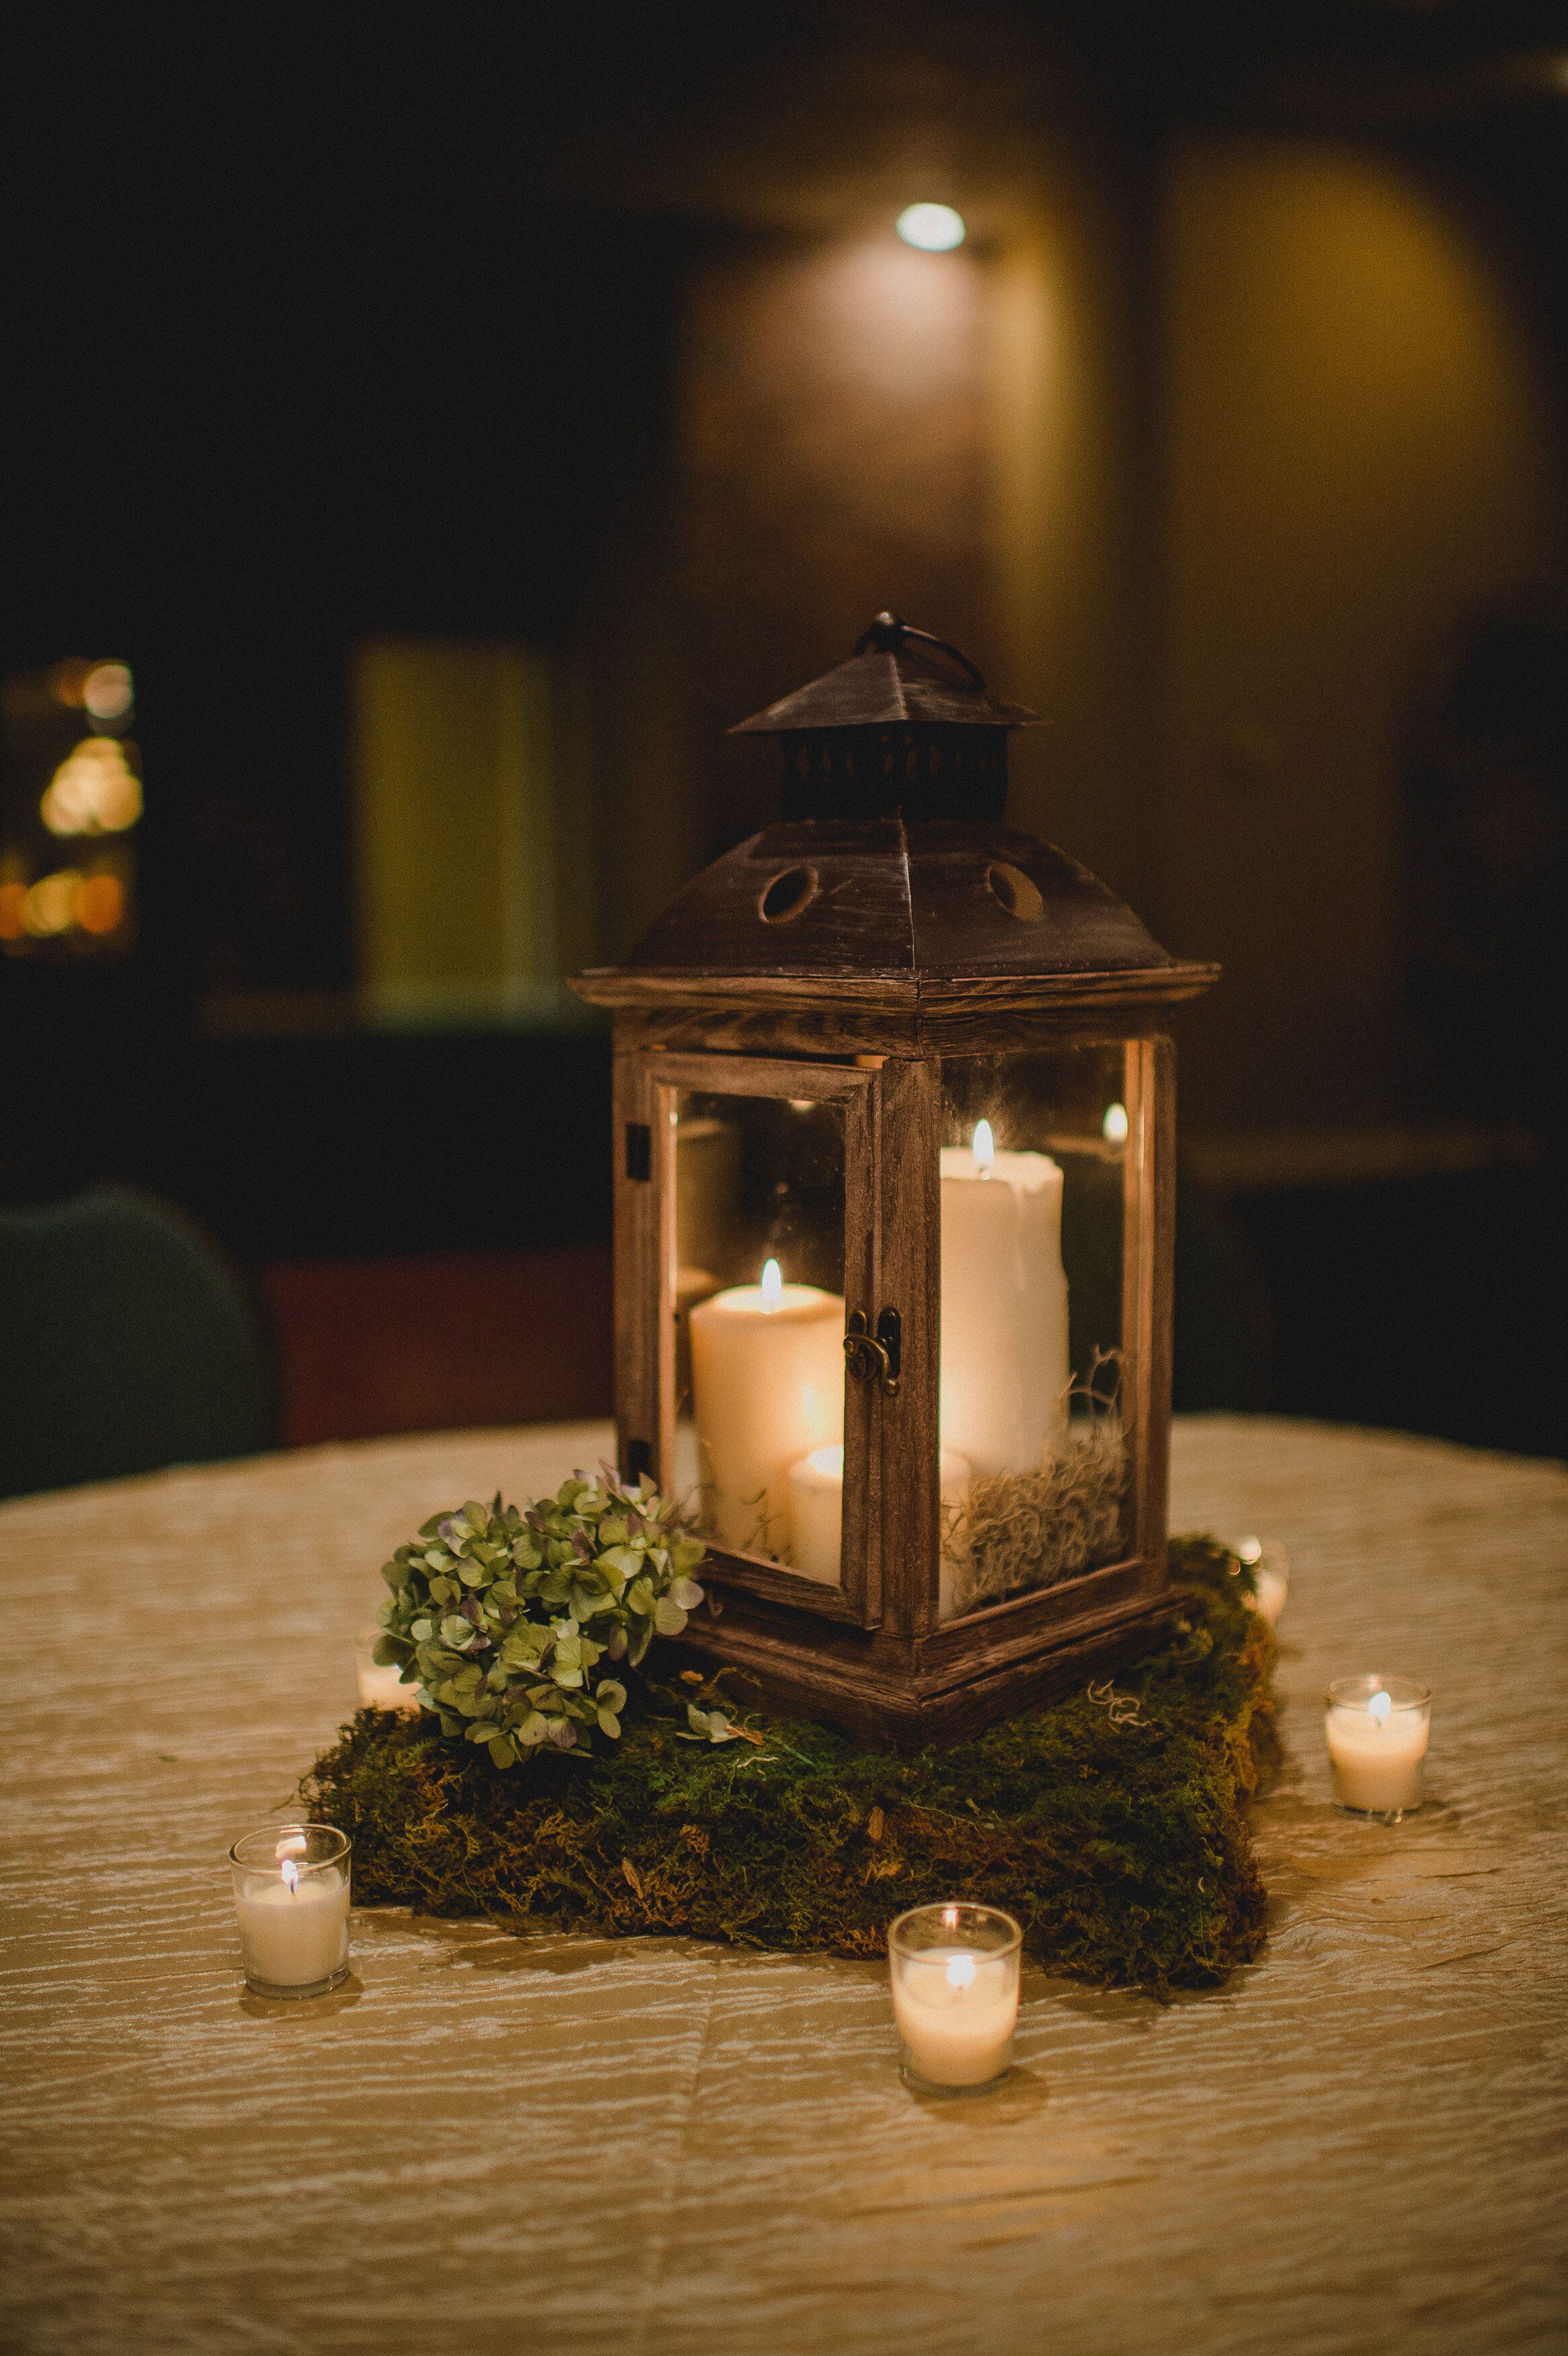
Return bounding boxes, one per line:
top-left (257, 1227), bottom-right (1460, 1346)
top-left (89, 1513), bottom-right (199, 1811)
top-left (1, 1417), bottom-right (1565, 2356)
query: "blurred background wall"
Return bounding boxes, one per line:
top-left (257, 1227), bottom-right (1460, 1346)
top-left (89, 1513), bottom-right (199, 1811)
top-left (2, 3), bottom-right (1564, 1463)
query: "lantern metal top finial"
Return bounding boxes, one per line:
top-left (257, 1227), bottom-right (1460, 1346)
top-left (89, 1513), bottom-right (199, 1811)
top-left (730, 614), bottom-right (1035, 738)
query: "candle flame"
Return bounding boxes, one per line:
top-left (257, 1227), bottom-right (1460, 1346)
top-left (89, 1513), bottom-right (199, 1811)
top-left (946, 1953), bottom-right (977, 1989)
top-left (1236, 1537), bottom-right (1262, 1566)
top-left (972, 1120), bottom-right (995, 1173)
top-left (760, 1257), bottom-right (783, 1311)
top-left (1102, 1102), bottom-right (1129, 1145)
top-left (281, 1858), bottom-right (300, 1894)
top-left (1368, 1689), bottom-right (1392, 1725)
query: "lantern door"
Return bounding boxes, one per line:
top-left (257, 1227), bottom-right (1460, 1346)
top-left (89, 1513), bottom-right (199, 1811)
top-left (613, 1049), bottom-right (881, 1626)
top-left (901, 1033), bottom-right (1173, 1644)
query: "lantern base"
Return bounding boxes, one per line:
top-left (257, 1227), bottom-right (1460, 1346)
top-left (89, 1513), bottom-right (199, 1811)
top-left (666, 1588), bottom-right (1184, 1749)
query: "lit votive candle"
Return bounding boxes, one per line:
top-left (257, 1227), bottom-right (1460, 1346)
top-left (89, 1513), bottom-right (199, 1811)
top-left (357, 1625), bottom-right (422, 1712)
top-left (888, 1902), bottom-right (1022, 2094)
top-left (229, 1821), bottom-right (352, 1997)
top-left (1234, 1535), bottom-right (1289, 1629)
top-left (1324, 1675), bottom-right (1431, 1820)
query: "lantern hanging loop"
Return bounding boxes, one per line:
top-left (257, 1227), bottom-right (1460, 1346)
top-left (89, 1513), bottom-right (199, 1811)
top-left (853, 612), bottom-right (987, 693)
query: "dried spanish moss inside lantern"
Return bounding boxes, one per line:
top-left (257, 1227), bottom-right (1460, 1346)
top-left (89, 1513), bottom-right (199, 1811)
top-left (573, 613), bottom-right (1218, 1743)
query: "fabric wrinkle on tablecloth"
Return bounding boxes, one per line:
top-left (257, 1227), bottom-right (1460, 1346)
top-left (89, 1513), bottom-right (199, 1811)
top-left (0, 1414), bottom-right (1563, 2356)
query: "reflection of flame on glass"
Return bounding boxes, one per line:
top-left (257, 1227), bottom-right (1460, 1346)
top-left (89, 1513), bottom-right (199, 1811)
top-left (280, 1859), bottom-right (300, 1894)
top-left (1368, 1690), bottom-right (1392, 1725)
top-left (40, 737), bottom-right (141, 835)
top-left (1102, 1102), bottom-right (1129, 1145)
top-left (760, 1258), bottom-right (783, 1311)
top-left (972, 1119), bottom-right (995, 1173)
top-left (945, 1951), bottom-right (976, 1989)
top-left (941, 1904), bottom-right (960, 1931)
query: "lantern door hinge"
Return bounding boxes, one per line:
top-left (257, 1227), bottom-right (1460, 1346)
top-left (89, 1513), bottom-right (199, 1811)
top-left (844, 1307), bottom-right (900, 1397)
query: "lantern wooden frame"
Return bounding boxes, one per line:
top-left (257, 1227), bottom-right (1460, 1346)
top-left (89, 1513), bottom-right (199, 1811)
top-left (575, 619), bottom-right (1217, 1744)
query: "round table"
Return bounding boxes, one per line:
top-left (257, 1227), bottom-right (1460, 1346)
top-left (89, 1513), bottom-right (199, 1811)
top-left (1, 1416), bottom-right (1563, 2356)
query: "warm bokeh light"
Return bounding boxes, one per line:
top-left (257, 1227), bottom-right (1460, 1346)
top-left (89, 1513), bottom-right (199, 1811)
top-left (22, 869), bottom-right (84, 936)
top-left (83, 661), bottom-right (134, 722)
top-left (40, 736), bottom-right (142, 834)
top-left (0, 881), bottom-right (26, 940)
top-left (75, 872), bottom-right (125, 934)
top-left (896, 203), bottom-right (966, 252)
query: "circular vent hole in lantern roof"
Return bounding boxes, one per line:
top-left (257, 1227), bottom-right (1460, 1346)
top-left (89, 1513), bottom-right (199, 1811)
top-left (986, 862), bottom-right (1044, 921)
top-left (759, 865), bottom-right (820, 923)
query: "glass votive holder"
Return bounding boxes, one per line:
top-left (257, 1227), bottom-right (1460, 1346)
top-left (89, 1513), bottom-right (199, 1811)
top-left (229, 1820), bottom-right (352, 1998)
top-left (888, 1902), bottom-right (1022, 2096)
top-left (1324, 1675), bottom-right (1431, 1822)
top-left (1233, 1535), bottom-right (1289, 1629)
top-left (356, 1625), bottom-right (421, 1713)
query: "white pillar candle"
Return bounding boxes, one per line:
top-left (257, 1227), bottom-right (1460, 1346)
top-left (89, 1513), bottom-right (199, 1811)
top-left (689, 1261), bottom-right (845, 1556)
top-left (891, 1947), bottom-right (1020, 2087)
top-left (786, 1443), bottom-right (970, 1590)
top-left (234, 1863), bottom-right (351, 1990)
top-left (1325, 1678), bottom-right (1431, 1815)
top-left (938, 1123), bottom-right (1071, 1477)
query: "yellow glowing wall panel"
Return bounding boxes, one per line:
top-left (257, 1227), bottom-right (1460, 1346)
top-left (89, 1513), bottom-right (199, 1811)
top-left (1160, 142), bottom-right (1563, 1124)
top-left (352, 639), bottom-right (563, 1023)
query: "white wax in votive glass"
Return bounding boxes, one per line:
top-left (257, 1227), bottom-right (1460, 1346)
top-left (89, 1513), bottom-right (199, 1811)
top-left (357, 1626), bottom-right (422, 1712)
top-left (1233, 1536), bottom-right (1289, 1629)
top-left (229, 1822), bottom-right (352, 1997)
top-left (888, 1902), bottom-right (1022, 2093)
top-left (1324, 1675), bottom-right (1431, 1819)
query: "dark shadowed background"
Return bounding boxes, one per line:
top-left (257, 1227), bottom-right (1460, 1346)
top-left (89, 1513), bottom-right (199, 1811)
top-left (2, 3), bottom-right (1564, 1466)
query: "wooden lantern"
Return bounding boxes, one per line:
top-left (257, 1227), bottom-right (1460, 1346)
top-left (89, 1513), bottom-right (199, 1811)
top-left (573, 615), bottom-right (1218, 1742)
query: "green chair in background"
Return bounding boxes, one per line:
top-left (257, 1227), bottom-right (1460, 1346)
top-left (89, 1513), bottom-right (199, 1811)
top-left (0, 1184), bottom-right (273, 1501)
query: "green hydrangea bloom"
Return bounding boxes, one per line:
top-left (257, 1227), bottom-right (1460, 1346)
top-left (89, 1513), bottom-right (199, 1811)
top-left (373, 1467), bottom-right (705, 1768)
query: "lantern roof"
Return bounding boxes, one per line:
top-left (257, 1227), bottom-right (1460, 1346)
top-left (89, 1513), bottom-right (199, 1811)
top-left (730, 614), bottom-right (1036, 736)
top-left (573, 618), bottom-right (1220, 1041)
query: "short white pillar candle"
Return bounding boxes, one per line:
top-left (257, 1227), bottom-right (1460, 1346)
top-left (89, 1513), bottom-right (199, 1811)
top-left (786, 1443), bottom-right (970, 1593)
top-left (229, 1822), bottom-right (352, 1997)
top-left (1324, 1675), bottom-right (1431, 1819)
top-left (689, 1261), bottom-right (845, 1556)
top-left (888, 1902), bottom-right (1022, 2093)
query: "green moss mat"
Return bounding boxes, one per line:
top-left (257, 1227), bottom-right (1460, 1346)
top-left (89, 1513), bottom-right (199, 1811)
top-left (308, 1537), bottom-right (1277, 1995)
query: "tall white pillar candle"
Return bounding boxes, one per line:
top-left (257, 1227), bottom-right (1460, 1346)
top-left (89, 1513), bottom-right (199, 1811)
top-left (689, 1262), bottom-right (844, 1556)
top-left (939, 1124), bottom-right (1071, 1476)
top-left (786, 1443), bottom-right (970, 1590)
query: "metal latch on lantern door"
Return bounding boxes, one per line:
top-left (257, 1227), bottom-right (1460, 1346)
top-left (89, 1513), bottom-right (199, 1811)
top-left (844, 1307), bottom-right (901, 1397)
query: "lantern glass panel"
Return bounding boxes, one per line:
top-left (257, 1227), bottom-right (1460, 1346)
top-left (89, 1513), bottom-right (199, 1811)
top-left (937, 1043), bottom-right (1134, 1619)
top-left (671, 1087), bottom-right (849, 1581)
